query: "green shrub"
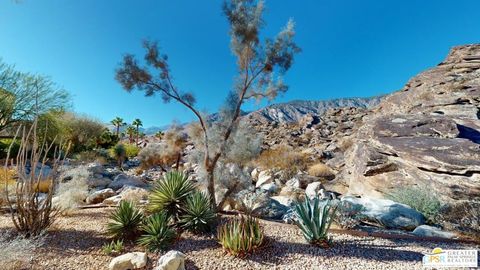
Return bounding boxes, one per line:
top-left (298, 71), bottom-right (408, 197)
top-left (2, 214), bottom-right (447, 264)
top-left (180, 191), bottom-right (216, 233)
top-left (124, 144), bottom-right (140, 158)
top-left (387, 187), bottom-right (442, 224)
top-left (0, 138), bottom-right (20, 159)
top-left (147, 171), bottom-right (195, 220)
top-left (294, 198), bottom-right (337, 247)
top-left (102, 239), bottom-right (124, 256)
top-left (107, 201), bottom-right (144, 240)
top-left (217, 215), bottom-right (264, 257)
top-left (137, 212), bottom-right (176, 252)
top-left (110, 144), bottom-right (126, 167)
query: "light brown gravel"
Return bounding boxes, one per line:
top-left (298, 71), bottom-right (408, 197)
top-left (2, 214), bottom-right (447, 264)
top-left (0, 208), bottom-right (478, 270)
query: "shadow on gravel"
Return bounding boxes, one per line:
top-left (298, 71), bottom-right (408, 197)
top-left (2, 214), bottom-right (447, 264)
top-left (172, 237), bottom-right (219, 253)
top-left (41, 229), bottom-right (108, 256)
top-left (246, 240), bottom-right (424, 265)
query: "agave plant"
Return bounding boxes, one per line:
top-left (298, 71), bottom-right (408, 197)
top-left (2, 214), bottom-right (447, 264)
top-left (217, 215), bottom-right (264, 257)
top-left (180, 191), bottom-right (216, 233)
top-left (293, 198), bottom-right (337, 247)
top-left (137, 212), bottom-right (176, 252)
top-left (147, 171), bottom-right (195, 220)
top-left (107, 201), bottom-right (144, 240)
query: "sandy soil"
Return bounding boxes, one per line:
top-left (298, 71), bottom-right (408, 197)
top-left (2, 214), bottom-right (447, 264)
top-left (0, 208), bottom-right (478, 270)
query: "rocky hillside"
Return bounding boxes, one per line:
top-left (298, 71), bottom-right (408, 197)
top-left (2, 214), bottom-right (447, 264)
top-left (340, 44), bottom-right (480, 204)
top-left (245, 97), bottom-right (382, 124)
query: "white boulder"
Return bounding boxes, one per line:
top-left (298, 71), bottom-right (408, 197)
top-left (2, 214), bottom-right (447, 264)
top-left (155, 250), bottom-right (186, 270)
top-left (108, 252), bottom-right (147, 270)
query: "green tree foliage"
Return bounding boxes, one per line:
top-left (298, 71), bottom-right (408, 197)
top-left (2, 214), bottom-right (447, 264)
top-left (110, 117), bottom-right (126, 137)
top-left (132, 118), bottom-right (143, 145)
top-left (125, 125), bottom-right (137, 144)
top-left (0, 60), bottom-right (70, 132)
top-left (115, 0), bottom-right (300, 208)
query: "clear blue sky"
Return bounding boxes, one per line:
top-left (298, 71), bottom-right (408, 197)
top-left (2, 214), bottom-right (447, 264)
top-left (1, 0), bottom-right (479, 127)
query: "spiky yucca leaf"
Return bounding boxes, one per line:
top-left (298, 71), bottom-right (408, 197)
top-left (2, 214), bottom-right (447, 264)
top-left (217, 215), bottom-right (264, 257)
top-left (293, 198), bottom-right (337, 247)
top-left (180, 191), bottom-right (216, 233)
top-left (107, 201), bottom-right (144, 240)
top-left (137, 212), bottom-right (176, 251)
top-left (147, 171), bottom-right (195, 220)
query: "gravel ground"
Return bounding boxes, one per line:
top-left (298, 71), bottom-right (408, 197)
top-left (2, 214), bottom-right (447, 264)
top-left (0, 208), bottom-right (478, 270)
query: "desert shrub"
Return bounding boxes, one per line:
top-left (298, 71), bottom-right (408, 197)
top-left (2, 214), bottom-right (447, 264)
top-left (138, 143), bottom-right (177, 170)
top-left (107, 200), bottom-right (144, 240)
top-left (440, 201), bottom-right (479, 240)
top-left (0, 232), bottom-right (44, 270)
top-left (387, 186), bottom-right (442, 224)
top-left (294, 198), bottom-right (337, 247)
top-left (102, 239), bottom-right (124, 256)
top-left (334, 200), bottom-right (364, 229)
top-left (5, 123), bottom-right (65, 237)
top-left (124, 144), bottom-right (140, 158)
top-left (0, 139), bottom-right (20, 159)
top-left (307, 163), bottom-right (334, 179)
top-left (255, 145), bottom-right (310, 178)
top-left (217, 215), bottom-right (265, 257)
top-left (97, 129), bottom-right (119, 149)
top-left (55, 166), bottom-right (89, 214)
top-left (147, 171), bottom-right (195, 220)
top-left (110, 143), bottom-right (126, 167)
top-left (180, 191), bottom-right (216, 233)
top-left (72, 150), bottom-right (109, 164)
top-left (0, 168), bottom-right (16, 207)
top-left (137, 212), bottom-right (176, 252)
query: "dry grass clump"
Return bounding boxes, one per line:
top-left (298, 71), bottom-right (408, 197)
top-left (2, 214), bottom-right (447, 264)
top-left (307, 163), bottom-right (334, 179)
top-left (55, 166), bottom-right (89, 215)
top-left (0, 231), bottom-right (44, 270)
top-left (255, 145), bottom-right (310, 177)
top-left (0, 168), bottom-right (16, 206)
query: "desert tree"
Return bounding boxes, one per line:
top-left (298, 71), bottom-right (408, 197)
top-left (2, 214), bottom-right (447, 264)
top-left (115, 0), bottom-right (300, 208)
top-left (132, 118), bottom-right (143, 145)
top-left (0, 60), bottom-right (70, 133)
top-left (110, 117), bottom-right (126, 137)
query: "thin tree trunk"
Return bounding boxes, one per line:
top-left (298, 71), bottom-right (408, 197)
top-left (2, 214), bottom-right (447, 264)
top-left (205, 163), bottom-right (217, 211)
top-left (136, 126), bottom-right (139, 145)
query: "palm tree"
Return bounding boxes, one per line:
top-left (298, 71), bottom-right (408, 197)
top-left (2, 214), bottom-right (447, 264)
top-left (111, 117), bottom-right (126, 137)
top-left (125, 125), bottom-right (136, 144)
top-left (155, 131), bottom-right (164, 140)
top-left (132, 118), bottom-right (143, 145)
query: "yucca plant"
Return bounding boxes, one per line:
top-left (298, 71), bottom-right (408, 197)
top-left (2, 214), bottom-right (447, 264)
top-left (147, 171), bottom-right (195, 220)
top-left (217, 215), bottom-right (264, 257)
top-left (137, 212), bottom-right (176, 252)
top-left (107, 201), bottom-right (144, 240)
top-left (180, 191), bottom-right (216, 233)
top-left (293, 198), bottom-right (337, 247)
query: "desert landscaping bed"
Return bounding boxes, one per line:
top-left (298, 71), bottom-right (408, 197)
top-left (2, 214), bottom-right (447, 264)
top-left (1, 208), bottom-right (478, 270)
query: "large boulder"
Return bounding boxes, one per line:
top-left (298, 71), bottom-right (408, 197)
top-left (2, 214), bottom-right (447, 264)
top-left (108, 252), bottom-right (147, 270)
top-left (340, 45), bottom-right (480, 208)
top-left (342, 196), bottom-right (425, 230)
top-left (412, 225), bottom-right (457, 239)
top-left (108, 174), bottom-right (148, 190)
top-left (86, 188), bottom-right (115, 204)
top-left (155, 250), bottom-right (186, 270)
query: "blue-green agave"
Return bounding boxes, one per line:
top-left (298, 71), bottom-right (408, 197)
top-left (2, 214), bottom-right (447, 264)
top-left (293, 198), bottom-right (337, 247)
